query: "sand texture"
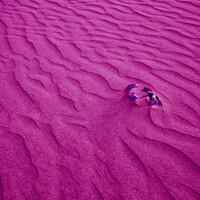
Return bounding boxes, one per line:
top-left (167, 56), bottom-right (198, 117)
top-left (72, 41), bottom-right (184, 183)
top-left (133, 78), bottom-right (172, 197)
top-left (0, 0), bottom-right (200, 199)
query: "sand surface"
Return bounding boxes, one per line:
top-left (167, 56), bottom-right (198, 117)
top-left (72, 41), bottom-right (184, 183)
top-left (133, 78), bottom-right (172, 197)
top-left (0, 0), bottom-right (200, 199)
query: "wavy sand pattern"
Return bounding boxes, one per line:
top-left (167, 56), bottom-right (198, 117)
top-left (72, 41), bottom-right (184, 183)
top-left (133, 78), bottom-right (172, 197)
top-left (0, 0), bottom-right (200, 199)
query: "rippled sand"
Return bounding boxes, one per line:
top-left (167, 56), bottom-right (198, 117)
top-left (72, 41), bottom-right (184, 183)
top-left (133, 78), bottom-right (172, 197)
top-left (0, 0), bottom-right (200, 199)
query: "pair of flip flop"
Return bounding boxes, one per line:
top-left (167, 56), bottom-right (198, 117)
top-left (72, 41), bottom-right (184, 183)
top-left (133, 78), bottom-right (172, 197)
top-left (145, 90), bottom-right (162, 105)
top-left (147, 93), bottom-right (162, 106)
top-left (126, 84), bottom-right (138, 99)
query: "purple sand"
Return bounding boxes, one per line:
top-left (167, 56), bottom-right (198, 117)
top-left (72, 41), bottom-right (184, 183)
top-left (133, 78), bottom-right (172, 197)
top-left (0, 0), bottom-right (200, 200)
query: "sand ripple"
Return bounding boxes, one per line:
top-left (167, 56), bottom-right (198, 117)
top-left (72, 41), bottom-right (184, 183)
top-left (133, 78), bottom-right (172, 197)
top-left (0, 0), bottom-right (200, 199)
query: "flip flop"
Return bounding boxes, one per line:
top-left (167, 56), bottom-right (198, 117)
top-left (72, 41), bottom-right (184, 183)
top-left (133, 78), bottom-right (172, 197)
top-left (129, 93), bottom-right (138, 100)
top-left (144, 87), bottom-right (151, 92)
top-left (126, 83), bottom-right (137, 89)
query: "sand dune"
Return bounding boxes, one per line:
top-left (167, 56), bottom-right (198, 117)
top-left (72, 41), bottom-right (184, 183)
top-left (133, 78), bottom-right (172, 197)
top-left (0, 0), bottom-right (200, 199)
